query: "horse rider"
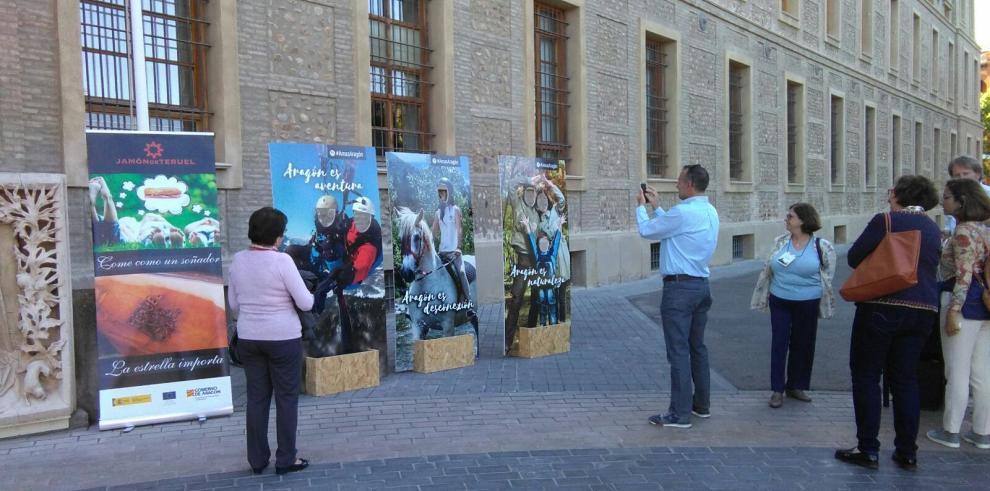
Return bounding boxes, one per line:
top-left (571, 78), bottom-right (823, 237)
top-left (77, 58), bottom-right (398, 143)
top-left (431, 178), bottom-right (471, 304)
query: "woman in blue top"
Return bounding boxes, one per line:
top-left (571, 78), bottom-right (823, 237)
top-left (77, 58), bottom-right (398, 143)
top-left (752, 203), bottom-right (836, 409)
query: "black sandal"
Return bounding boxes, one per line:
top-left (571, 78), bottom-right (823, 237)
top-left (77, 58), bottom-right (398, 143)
top-left (275, 458), bottom-right (309, 475)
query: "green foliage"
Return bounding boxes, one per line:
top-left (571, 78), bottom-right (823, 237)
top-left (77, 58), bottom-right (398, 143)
top-left (91, 172), bottom-right (220, 252)
top-left (97, 173), bottom-right (220, 228)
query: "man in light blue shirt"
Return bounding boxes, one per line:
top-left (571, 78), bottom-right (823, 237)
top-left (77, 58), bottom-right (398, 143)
top-left (636, 164), bottom-right (719, 428)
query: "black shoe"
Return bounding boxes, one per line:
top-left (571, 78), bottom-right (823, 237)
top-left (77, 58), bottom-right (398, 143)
top-left (275, 458), bottom-right (309, 475)
top-left (834, 447), bottom-right (878, 469)
top-left (251, 463), bottom-right (268, 475)
top-left (891, 452), bottom-right (917, 471)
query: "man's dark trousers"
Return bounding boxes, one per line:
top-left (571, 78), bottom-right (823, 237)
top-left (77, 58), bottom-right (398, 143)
top-left (850, 303), bottom-right (934, 458)
top-left (660, 277), bottom-right (712, 422)
top-left (239, 338), bottom-right (302, 470)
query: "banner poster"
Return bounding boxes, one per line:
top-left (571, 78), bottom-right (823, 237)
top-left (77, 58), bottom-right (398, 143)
top-left (385, 152), bottom-right (478, 371)
top-left (498, 156), bottom-right (571, 354)
top-left (86, 131), bottom-right (232, 430)
top-left (268, 144), bottom-right (387, 371)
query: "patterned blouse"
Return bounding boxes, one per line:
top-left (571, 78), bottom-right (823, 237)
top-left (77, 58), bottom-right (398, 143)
top-left (941, 221), bottom-right (990, 312)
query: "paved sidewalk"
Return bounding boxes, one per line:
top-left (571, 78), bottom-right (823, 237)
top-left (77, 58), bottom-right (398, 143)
top-left (82, 446), bottom-right (990, 490)
top-left (2, 261), bottom-right (988, 490)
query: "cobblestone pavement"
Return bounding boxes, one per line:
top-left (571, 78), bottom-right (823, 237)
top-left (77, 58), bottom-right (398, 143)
top-left (3, 260), bottom-right (988, 490)
top-left (76, 446), bottom-right (990, 491)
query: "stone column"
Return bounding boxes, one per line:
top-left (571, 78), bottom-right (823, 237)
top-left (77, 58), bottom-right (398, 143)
top-left (0, 173), bottom-right (75, 438)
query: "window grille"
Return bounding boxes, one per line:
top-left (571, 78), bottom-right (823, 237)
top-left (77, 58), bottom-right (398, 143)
top-left (933, 128), bottom-right (941, 172)
top-left (81, 0), bottom-right (210, 131)
top-left (646, 38), bottom-right (670, 178)
top-left (728, 63), bottom-right (745, 181)
top-left (370, 0), bottom-right (433, 157)
top-left (865, 106), bottom-right (875, 186)
top-left (914, 122), bottom-right (923, 175)
top-left (830, 96), bottom-right (843, 184)
top-left (650, 242), bottom-right (660, 271)
top-left (892, 115), bottom-right (902, 178)
top-left (732, 235), bottom-right (745, 260)
top-left (786, 82), bottom-right (799, 183)
top-left (535, 4), bottom-right (569, 162)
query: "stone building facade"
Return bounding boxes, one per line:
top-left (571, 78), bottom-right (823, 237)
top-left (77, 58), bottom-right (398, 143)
top-left (0, 0), bottom-right (984, 414)
top-left (2, 0), bottom-right (984, 294)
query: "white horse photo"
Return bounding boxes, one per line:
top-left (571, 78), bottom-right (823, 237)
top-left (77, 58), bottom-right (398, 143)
top-left (395, 207), bottom-right (477, 345)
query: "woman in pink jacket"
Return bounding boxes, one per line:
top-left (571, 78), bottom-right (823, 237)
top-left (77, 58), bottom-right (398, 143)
top-left (228, 207), bottom-right (313, 475)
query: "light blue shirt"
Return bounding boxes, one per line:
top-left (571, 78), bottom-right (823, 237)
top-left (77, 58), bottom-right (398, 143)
top-left (636, 196), bottom-right (720, 277)
top-left (768, 240), bottom-right (822, 301)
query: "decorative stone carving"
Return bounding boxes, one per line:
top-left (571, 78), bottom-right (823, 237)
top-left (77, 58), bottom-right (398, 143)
top-left (0, 173), bottom-right (74, 438)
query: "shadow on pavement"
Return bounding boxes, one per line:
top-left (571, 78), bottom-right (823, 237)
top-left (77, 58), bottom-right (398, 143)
top-left (628, 251), bottom-right (857, 391)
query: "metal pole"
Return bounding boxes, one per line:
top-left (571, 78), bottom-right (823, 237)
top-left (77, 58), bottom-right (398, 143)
top-left (128, 0), bottom-right (150, 131)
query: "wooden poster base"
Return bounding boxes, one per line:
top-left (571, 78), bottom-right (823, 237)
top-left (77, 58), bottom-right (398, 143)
top-left (510, 322), bottom-right (570, 358)
top-left (413, 334), bottom-right (475, 373)
top-left (304, 349), bottom-right (380, 396)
